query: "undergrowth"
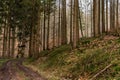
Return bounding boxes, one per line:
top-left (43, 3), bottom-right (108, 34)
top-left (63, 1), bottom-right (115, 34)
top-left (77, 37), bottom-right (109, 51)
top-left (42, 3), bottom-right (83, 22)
top-left (25, 36), bottom-right (120, 80)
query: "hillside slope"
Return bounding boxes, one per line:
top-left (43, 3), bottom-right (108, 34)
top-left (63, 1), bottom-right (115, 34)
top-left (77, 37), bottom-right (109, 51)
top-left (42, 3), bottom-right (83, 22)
top-left (25, 35), bottom-right (120, 80)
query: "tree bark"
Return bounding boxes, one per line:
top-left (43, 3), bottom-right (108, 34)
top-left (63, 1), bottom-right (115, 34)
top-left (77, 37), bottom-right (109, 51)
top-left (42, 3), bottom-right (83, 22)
top-left (61, 0), bottom-right (67, 45)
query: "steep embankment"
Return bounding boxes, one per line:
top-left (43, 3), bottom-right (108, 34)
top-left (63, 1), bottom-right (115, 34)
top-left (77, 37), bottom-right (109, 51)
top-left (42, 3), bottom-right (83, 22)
top-left (25, 35), bottom-right (120, 80)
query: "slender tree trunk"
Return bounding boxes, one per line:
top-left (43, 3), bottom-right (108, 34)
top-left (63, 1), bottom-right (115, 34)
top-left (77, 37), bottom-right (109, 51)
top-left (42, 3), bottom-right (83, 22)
top-left (58, 0), bottom-right (61, 46)
top-left (8, 26), bottom-right (11, 57)
top-left (76, 0), bottom-right (79, 42)
top-left (61, 0), bottom-right (67, 45)
top-left (116, 0), bottom-right (119, 33)
top-left (91, 0), bottom-right (93, 37)
top-left (53, 1), bottom-right (56, 48)
top-left (106, 0), bottom-right (108, 32)
top-left (11, 28), bottom-right (15, 58)
top-left (102, 0), bottom-right (105, 33)
top-left (70, 0), bottom-right (73, 45)
top-left (47, 0), bottom-right (50, 50)
top-left (29, 24), bottom-right (33, 57)
top-left (43, 0), bottom-right (46, 50)
top-left (98, 0), bottom-right (100, 35)
top-left (2, 18), bottom-right (6, 58)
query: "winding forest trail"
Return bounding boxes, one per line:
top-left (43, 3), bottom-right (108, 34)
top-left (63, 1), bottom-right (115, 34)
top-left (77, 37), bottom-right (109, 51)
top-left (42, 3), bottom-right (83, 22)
top-left (0, 59), bottom-right (47, 80)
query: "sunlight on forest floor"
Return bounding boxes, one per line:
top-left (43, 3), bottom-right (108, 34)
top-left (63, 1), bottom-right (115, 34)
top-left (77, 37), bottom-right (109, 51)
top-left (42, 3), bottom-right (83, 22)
top-left (24, 35), bottom-right (120, 80)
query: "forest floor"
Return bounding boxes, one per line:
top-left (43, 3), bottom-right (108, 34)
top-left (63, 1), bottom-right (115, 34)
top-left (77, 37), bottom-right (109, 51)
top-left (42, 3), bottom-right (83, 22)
top-left (0, 59), bottom-right (46, 80)
top-left (0, 35), bottom-right (120, 80)
top-left (24, 35), bottom-right (120, 80)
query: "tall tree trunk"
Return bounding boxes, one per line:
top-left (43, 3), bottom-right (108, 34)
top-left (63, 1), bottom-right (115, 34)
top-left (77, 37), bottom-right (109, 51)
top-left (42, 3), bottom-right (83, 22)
top-left (11, 28), bottom-right (15, 58)
top-left (58, 0), bottom-right (61, 46)
top-left (76, 0), bottom-right (79, 42)
top-left (47, 0), bottom-right (50, 50)
top-left (61, 0), bottom-right (67, 45)
top-left (98, 0), bottom-right (100, 35)
top-left (91, 0), bottom-right (93, 37)
top-left (35, 6), bottom-right (41, 58)
top-left (29, 24), bottom-right (33, 57)
top-left (70, 0), bottom-right (73, 45)
top-left (116, 0), bottom-right (119, 33)
top-left (73, 0), bottom-right (79, 48)
top-left (93, 0), bottom-right (99, 37)
top-left (110, 0), bottom-right (115, 32)
top-left (2, 18), bottom-right (7, 58)
top-left (43, 0), bottom-right (46, 50)
top-left (29, 0), bottom-right (35, 57)
top-left (102, 0), bottom-right (105, 33)
top-left (106, 0), bottom-right (108, 32)
top-left (53, 1), bottom-right (56, 48)
top-left (8, 26), bottom-right (11, 57)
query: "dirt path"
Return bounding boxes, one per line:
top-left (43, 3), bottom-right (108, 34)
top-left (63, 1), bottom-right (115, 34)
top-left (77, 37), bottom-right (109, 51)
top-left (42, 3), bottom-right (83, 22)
top-left (0, 59), bottom-right (47, 80)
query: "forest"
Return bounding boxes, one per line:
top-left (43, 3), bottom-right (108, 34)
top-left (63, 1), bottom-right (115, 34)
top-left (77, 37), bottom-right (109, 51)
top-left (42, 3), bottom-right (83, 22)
top-left (0, 0), bottom-right (120, 80)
